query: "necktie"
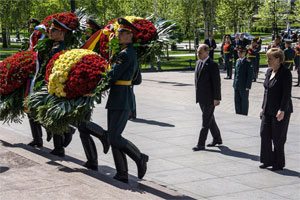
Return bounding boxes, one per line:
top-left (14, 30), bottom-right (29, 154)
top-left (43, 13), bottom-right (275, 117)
top-left (197, 61), bottom-right (203, 77)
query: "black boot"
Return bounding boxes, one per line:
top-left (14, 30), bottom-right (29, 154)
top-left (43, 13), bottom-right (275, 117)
top-left (79, 132), bottom-right (98, 170)
top-left (112, 147), bottom-right (128, 183)
top-left (46, 130), bottom-right (52, 142)
top-left (63, 127), bottom-right (76, 147)
top-left (50, 135), bottom-right (65, 157)
top-left (122, 141), bottom-right (149, 179)
top-left (28, 118), bottom-right (43, 147)
top-left (86, 122), bottom-right (110, 154)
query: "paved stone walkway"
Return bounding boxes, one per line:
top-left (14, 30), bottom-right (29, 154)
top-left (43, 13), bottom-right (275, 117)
top-left (1, 68), bottom-right (299, 199)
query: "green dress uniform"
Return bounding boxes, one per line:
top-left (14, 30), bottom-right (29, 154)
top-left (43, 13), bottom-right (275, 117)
top-left (233, 57), bottom-right (253, 115)
top-left (248, 46), bottom-right (260, 81)
top-left (284, 47), bottom-right (296, 70)
top-left (106, 37), bottom-right (147, 183)
top-left (295, 44), bottom-right (300, 86)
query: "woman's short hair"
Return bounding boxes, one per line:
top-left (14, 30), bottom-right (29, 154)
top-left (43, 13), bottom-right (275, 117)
top-left (266, 48), bottom-right (285, 63)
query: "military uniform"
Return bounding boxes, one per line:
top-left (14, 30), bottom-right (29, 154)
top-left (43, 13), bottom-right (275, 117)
top-left (27, 18), bottom-right (75, 157)
top-left (283, 39), bottom-right (296, 70)
top-left (233, 56), bottom-right (253, 115)
top-left (221, 41), bottom-right (234, 79)
top-left (255, 37), bottom-right (262, 80)
top-left (248, 44), bottom-right (260, 82)
top-left (106, 18), bottom-right (148, 183)
top-left (294, 43), bottom-right (300, 86)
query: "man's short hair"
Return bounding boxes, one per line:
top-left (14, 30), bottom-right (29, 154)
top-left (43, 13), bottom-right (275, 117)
top-left (199, 44), bottom-right (210, 52)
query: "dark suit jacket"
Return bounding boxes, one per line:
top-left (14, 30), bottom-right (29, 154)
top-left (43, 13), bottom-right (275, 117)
top-left (262, 65), bottom-right (293, 116)
top-left (106, 44), bottom-right (140, 110)
top-left (204, 39), bottom-right (217, 50)
top-left (239, 38), bottom-right (249, 48)
top-left (195, 58), bottom-right (221, 105)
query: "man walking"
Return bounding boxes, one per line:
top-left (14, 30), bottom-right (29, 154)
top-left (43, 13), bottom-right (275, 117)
top-left (193, 44), bottom-right (222, 151)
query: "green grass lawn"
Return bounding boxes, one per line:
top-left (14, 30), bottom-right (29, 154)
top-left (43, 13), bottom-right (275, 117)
top-left (142, 52), bottom-right (268, 70)
top-left (0, 50), bottom-right (18, 53)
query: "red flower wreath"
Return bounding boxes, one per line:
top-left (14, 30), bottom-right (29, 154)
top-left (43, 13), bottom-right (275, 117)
top-left (45, 50), bottom-right (66, 83)
top-left (42, 12), bottom-right (78, 31)
top-left (0, 52), bottom-right (36, 95)
top-left (64, 55), bottom-right (107, 99)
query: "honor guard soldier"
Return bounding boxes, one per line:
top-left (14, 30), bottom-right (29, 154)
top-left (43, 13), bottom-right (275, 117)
top-left (85, 18), bottom-right (102, 40)
top-left (248, 38), bottom-right (260, 82)
top-left (27, 18), bottom-right (75, 157)
top-left (221, 34), bottom-right (234, 79)
top-left (233, 46), bottom-right (253, 115)
top-left (106, 18), bottom-right (148, 183)
top-left (294, 36), bottom-right (300, 86)
top-left (283, 39), bottom-right (296, 70)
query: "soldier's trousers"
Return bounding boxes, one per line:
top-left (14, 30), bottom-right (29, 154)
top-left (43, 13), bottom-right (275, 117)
top-left (260, 113), bottom-right (291, 168)
top-left (108, 109), bottom-right (145, 178)
top-left (225, 60), bottom-right (232, 78)
top-left (234, 89), bottom-right (249, 115)
top-left (250, 58), bottom-right (258, 80)
top-left (107, 110), bottom-right (131, 149)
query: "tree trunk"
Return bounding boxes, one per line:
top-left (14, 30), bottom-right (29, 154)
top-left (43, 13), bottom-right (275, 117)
top-left (2, 27), bottom-right (8, 48)
top-left (7, 29), bottom-right (11, 46)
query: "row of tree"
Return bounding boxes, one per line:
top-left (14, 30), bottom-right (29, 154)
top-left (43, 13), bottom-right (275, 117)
top-left (1, 0), bottom-right (300, 48)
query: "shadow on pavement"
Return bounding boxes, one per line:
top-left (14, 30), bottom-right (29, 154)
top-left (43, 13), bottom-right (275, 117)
top-left (0, 140), bottom-right (194, 199)
top-left (271, 168), bottom-right (300, 178)
top-left (130, 118), bottom-right (175, 127)
top-left (0, 166), bottom-right (9, 173)
top-left (206, 145), bottom-right (300, 178)
top-left (144, 79), bottom-right (193, 87)
top-left (205, 145), bottom-right (259, 161)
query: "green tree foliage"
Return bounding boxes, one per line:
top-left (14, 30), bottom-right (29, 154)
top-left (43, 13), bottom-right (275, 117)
top-left (216, 0), bottom-right (259, 33)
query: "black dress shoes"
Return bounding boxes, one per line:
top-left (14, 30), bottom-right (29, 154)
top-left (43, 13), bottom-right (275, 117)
top-left (259, 164), bottom-right (272, 169)
top-left (271, 166), bottom-right (283, 171)
top-left (83, 161), bottom-right (98, 171)
top-left (50, 148), bottom-right (65, 157)
top-left (27, 140), bottom-right (43, 148)
top-left (207, 140), bottom-right (222, 147)
top-left (192, 145), bottom-right (205, 151)
top-left (113, 174), bottom-right (128, 183)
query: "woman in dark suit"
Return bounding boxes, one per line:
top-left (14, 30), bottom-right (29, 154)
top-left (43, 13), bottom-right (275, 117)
top-left (259, 48), bottom-right (293, 171)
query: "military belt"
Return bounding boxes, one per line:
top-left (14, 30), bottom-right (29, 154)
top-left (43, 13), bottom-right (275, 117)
top-left (115, 80), bottom-right (132, 85)
top-left (284, 60), bottom-right (293, 63)
top-left (224, 51), bottom-right (230, 54)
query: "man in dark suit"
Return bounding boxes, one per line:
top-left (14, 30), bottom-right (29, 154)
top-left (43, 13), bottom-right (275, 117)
top-left (204, 34), bottom-right (217, 60)
top-left (193, 44), bottom-right (222, 151)
top-left (239, 33), bottom-right (250, 48)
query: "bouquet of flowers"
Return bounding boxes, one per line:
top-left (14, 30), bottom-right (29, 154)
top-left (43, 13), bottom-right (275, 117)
top-left (0, 51), bottom-right (37, 123)
top-left (25, 49), bottom-right (109, 134)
